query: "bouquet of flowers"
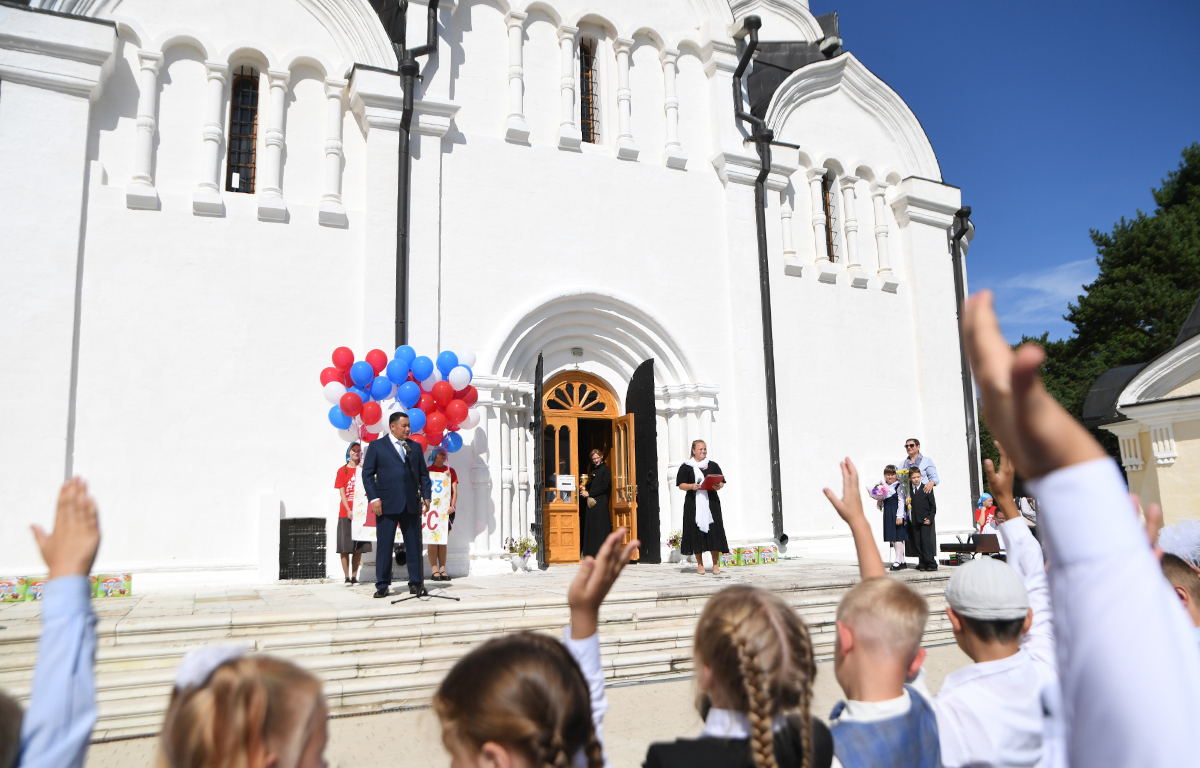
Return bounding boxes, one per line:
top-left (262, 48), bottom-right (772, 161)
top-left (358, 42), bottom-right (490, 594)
top-left (504, 536), bottom-right (539, 558)
top-left (667, 530), bottom-right (683, 550)
top-left (868, 483), bottom-right (891, 501)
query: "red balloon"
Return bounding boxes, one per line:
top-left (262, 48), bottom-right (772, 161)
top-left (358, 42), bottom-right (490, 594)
top-left (360, 401), bottom-right (382, 427)
top-left (332, 347), bottom-right (355, 371)
top-left (365, 349), bottom-right (388, 375)
top-left (425, 430), bottom-right (444, 447)
top-left (448, 422), bottom-right (460, 432)
top-left (432, 380), bottom-right (454, 405)
top-left (360, 430), bottom-right (379, 443)
top-left (340, 370), bottom-right (354, 388)
top-left (417, 393), bottom-right (435, 413)
top-left (410, 434), bottom-right (429, 451)
top-left (339, 392), bottom-right (363, 418)
top-left (446, 399), bottom-right (468, 424)
top-left (426, 411), bottom-right (447, 434)
top-left (320, 367), bottom-right (342, 386)
top-left (456, 385), bottom-right (479, 406)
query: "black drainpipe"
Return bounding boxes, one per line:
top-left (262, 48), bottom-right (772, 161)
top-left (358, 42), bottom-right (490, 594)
top-left (391, 0), bottom-right (439, 347)
top-left (732, 16), bottom-right (787, 546)
top-left (950, 207), bottom-right (981, 506)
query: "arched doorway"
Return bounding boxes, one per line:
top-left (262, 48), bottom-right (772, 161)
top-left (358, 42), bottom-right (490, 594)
top-left (541, 371), bottom-right (638, 563)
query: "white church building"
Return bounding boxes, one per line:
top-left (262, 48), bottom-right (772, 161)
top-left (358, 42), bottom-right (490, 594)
top-left (2, 0), bottom-right (977, 586)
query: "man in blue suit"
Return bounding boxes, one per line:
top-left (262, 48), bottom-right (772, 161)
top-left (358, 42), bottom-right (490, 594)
top-left (362, 411), bottom-right (432, 597)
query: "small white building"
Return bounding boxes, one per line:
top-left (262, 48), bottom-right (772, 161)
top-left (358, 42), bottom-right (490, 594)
top-left (1, 0), bottom-right (977, 586)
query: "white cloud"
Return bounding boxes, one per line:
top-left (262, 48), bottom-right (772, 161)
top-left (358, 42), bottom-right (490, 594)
top-left (988, 258), bottom-right (1098, 326)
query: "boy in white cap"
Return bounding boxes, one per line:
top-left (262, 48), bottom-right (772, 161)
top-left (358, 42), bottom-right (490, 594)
top-left (923, 441), bottom-right (1059, 768)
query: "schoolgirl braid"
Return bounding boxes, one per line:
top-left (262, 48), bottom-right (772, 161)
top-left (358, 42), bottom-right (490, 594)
top-left (733, 633), bottom-right (778, 768)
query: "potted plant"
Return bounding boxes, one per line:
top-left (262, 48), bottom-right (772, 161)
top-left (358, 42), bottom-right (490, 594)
top-left (667, 530), bottom-right (683, 563)
top-left (504, 536), bottom-right (539, 571)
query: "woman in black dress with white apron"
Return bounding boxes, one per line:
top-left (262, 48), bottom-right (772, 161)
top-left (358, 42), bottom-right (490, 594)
top-left (676, 440), bottom-right (729, 574)
top-left (580, 448), bottom-right (612, 558)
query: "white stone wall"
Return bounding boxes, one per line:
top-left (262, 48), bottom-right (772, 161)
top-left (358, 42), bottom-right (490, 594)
top-left (0, 0), bottom-right (976, 584)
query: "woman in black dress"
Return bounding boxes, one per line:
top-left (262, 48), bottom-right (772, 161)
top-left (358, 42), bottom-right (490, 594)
top-left (676, 440), bottom-right (729, 575)
top-left (580, 448), bottom-right (612, 558)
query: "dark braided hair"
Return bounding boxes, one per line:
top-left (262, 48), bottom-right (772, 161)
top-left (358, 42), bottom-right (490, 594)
top-left (695, 585), bottom-right (818, 768)
top-left (434, 632), bottom-right (603, 768)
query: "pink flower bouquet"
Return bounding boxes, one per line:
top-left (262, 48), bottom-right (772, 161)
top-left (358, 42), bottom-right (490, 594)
top-left (868, 483), bottom-right (891, 501)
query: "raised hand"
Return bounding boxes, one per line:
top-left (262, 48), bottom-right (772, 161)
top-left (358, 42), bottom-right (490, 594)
top-left (962, 291), bottom-right (1106, 479)
top-left (983, 440), bottom-right (1022, 524)
top-left (823, 458), bottom-right (885, 579)
top-left (32, 478), bottom-right (101, 579)
top-left (568, 527), bottom-right (639, 639)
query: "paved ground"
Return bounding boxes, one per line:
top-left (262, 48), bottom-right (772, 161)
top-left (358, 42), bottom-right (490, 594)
top-left (0, 557), bottom-right (897, 630)
top-left (84, 643), bottom-right (970, 768)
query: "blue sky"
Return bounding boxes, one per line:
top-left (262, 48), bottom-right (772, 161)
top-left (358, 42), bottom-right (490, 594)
top-left (808, 0), bottom-right (1200, 342)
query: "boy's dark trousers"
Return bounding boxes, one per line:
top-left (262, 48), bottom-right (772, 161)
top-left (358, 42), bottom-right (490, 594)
top-left (909, 487), bottom-right (938, 569)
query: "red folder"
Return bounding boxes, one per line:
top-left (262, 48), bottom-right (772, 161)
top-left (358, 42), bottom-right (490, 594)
top-left (697, 474), bottom-right (725, 491)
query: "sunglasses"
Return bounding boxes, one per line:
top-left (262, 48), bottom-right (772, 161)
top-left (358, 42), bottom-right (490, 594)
top-left (905, 443), bottom-right (917, 449)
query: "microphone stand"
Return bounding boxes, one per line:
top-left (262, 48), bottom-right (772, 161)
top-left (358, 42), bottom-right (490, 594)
top-left (392, 585), bottom-right (459, 603)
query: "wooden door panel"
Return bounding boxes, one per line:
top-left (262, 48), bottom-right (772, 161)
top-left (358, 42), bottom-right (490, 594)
top-left (612, 414), bottom-right (638, 558)
top-left (545, 416), bottom-right (579, 564)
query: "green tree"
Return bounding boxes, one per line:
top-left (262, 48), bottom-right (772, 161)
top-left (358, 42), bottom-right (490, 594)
top-left (985, 143), bottom-right (1200, 473)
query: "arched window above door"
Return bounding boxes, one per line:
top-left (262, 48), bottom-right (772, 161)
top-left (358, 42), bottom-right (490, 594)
top-left (543, 372), bottom-right (618, 415)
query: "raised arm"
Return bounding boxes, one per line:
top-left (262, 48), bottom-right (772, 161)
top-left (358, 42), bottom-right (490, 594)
top-left (823, 458), bottom-right (886, 579)
top-left (963, 290), bottom-right (1200, 765)
top-left (20, 479), bottom-right (101, 768)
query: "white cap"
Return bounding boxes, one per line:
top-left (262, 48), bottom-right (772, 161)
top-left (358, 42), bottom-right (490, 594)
top-left (944, 556), bottom-right (1029, 621)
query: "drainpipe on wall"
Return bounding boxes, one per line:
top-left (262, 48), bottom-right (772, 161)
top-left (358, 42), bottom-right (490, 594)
top-left (951, 207), bottom-right (981, 506)
top-left (375, 0), bottom-right (439, 347)
top-left (732, 16), bottom-right (787, 546)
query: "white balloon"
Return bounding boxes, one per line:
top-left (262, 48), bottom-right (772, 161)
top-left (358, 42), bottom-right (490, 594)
top-left (457, 350), bottom-right (477, 368)
top-left (447, 365), bottom-right (471, 390)
top-left (323, 381), bottom-right (347, 404)
top-left (461, 408), bottom-right (481, 430)
top-left (420, 368), bottom-right (441, 392)
top-left (337, 428), bottom-right (356, 442)
top-left (362, 419), bottom-right (381, 434)
top-left (390, 383), bottom-right (399, 400)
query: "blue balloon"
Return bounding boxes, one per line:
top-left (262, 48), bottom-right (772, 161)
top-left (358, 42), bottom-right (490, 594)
top-left (436, 351), bottom-right (459, 377)
top-left (350, 361), bottom-right (375, 388)
top-left (411, 355), bottom-right (434, 382)
top-left (444, 432), bottom-right (463, 453)
top-left (349, 386), bottom-right (370, 404)
top-left (406, 407), bottom-right (427, 433)
top-left (385, 358), bottom-right (410, 385)
top-left (397, 381), bottom-right (421, 408)
top-left (369, 375), bottom-right (392, 401)
top-left (328, 405), bottom-right (352, 430)
top-left (395, 345), bottom-right (417, 364)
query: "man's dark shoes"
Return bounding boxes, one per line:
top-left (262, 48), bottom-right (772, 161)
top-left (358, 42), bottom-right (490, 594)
top-left (409, 584), bottom-right (423, 595)
top-left (373, 587), bottom-right (389, 598)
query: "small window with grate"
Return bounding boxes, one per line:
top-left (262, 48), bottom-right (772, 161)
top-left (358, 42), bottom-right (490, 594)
top-left (822, 174), bottom-right (839, 261)
top-left (226, 66), bottom-right (259, 194)
top-left (579, 41), bottom-right (600, 144)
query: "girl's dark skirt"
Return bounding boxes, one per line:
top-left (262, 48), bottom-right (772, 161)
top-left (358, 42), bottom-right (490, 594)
top-left (336, 517), bottom-right (372, 554)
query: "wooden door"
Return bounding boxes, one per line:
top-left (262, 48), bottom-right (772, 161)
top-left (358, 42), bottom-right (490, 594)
top-left (611, 413), bottom-right (638, 558)
top-left (543, 415), bottom-right (579, 563)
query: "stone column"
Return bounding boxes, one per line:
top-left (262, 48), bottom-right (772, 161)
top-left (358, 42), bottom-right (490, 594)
top-left (665, 407), bottom-right (684, 532)
top-left (517, 400), bottom-right (529, 535)
top-left (126, 49), bottom-right (163, 210)
top-left (556, 25), bottom-right (582, 149)
top-left (840, 175), bottom-right (868, 287)
top-left (193, 61), bottom-right (229, 216)
top-left (871, 181), bottom-right (899, 292)
top-left (807, 167), bottom-right (836, 283)
top-left (781, 188), bottom-right (800, 276)
top-left (504, 11), bottom-right (530, 142)
top-left (500, 402), bottom-right (513, 546)
top-left (660, 48), bottom-right (686, 169)
top-left (614, 38), bottom-right (638, 160)
top-left (319, 78), bottom-right (348, 227)
top-left (257, 69), bottom-right (290, 222)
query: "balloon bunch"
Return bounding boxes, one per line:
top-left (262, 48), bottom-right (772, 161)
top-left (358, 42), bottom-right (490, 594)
top-left (320, 346), bottom-right (481, 453)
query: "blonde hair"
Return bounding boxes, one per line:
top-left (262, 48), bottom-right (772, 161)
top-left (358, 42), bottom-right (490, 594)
top-left (434, 633), bottom-right (603, 768)
top-left (693, 586), bottom-right (817, 768)
top-left (690, 440), bottom-right (706, 458)
top-left (158, 655), bottom-right (323, 768)
top-left (836, 577), bottom-right (928, 662)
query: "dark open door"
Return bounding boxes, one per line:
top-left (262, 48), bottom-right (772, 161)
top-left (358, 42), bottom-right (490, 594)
top-left (532, 352), bottom-right (547, 569)
top-left (626, 359), bottom-right (660, 563)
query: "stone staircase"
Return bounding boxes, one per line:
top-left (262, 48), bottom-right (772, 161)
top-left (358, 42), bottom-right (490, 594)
top-left (0, 571), bottom-right (952, 740)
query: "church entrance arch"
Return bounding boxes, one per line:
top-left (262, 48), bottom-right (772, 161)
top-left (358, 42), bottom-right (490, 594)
top-left (541, 371), bottom-right (637, 563)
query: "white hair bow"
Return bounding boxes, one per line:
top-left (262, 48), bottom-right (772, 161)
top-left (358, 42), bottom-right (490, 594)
top-left (174, 643), bottom-right (251, 691)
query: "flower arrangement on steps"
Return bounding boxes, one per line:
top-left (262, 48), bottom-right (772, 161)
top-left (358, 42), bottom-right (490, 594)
top-left (667, 530), bottom-right (683, 563)
top-left (504, 535), bottom-right (539, 571)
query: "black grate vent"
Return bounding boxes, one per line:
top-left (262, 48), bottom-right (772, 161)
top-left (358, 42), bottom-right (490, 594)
top-left (279, 518), bottom-right (326, 580)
